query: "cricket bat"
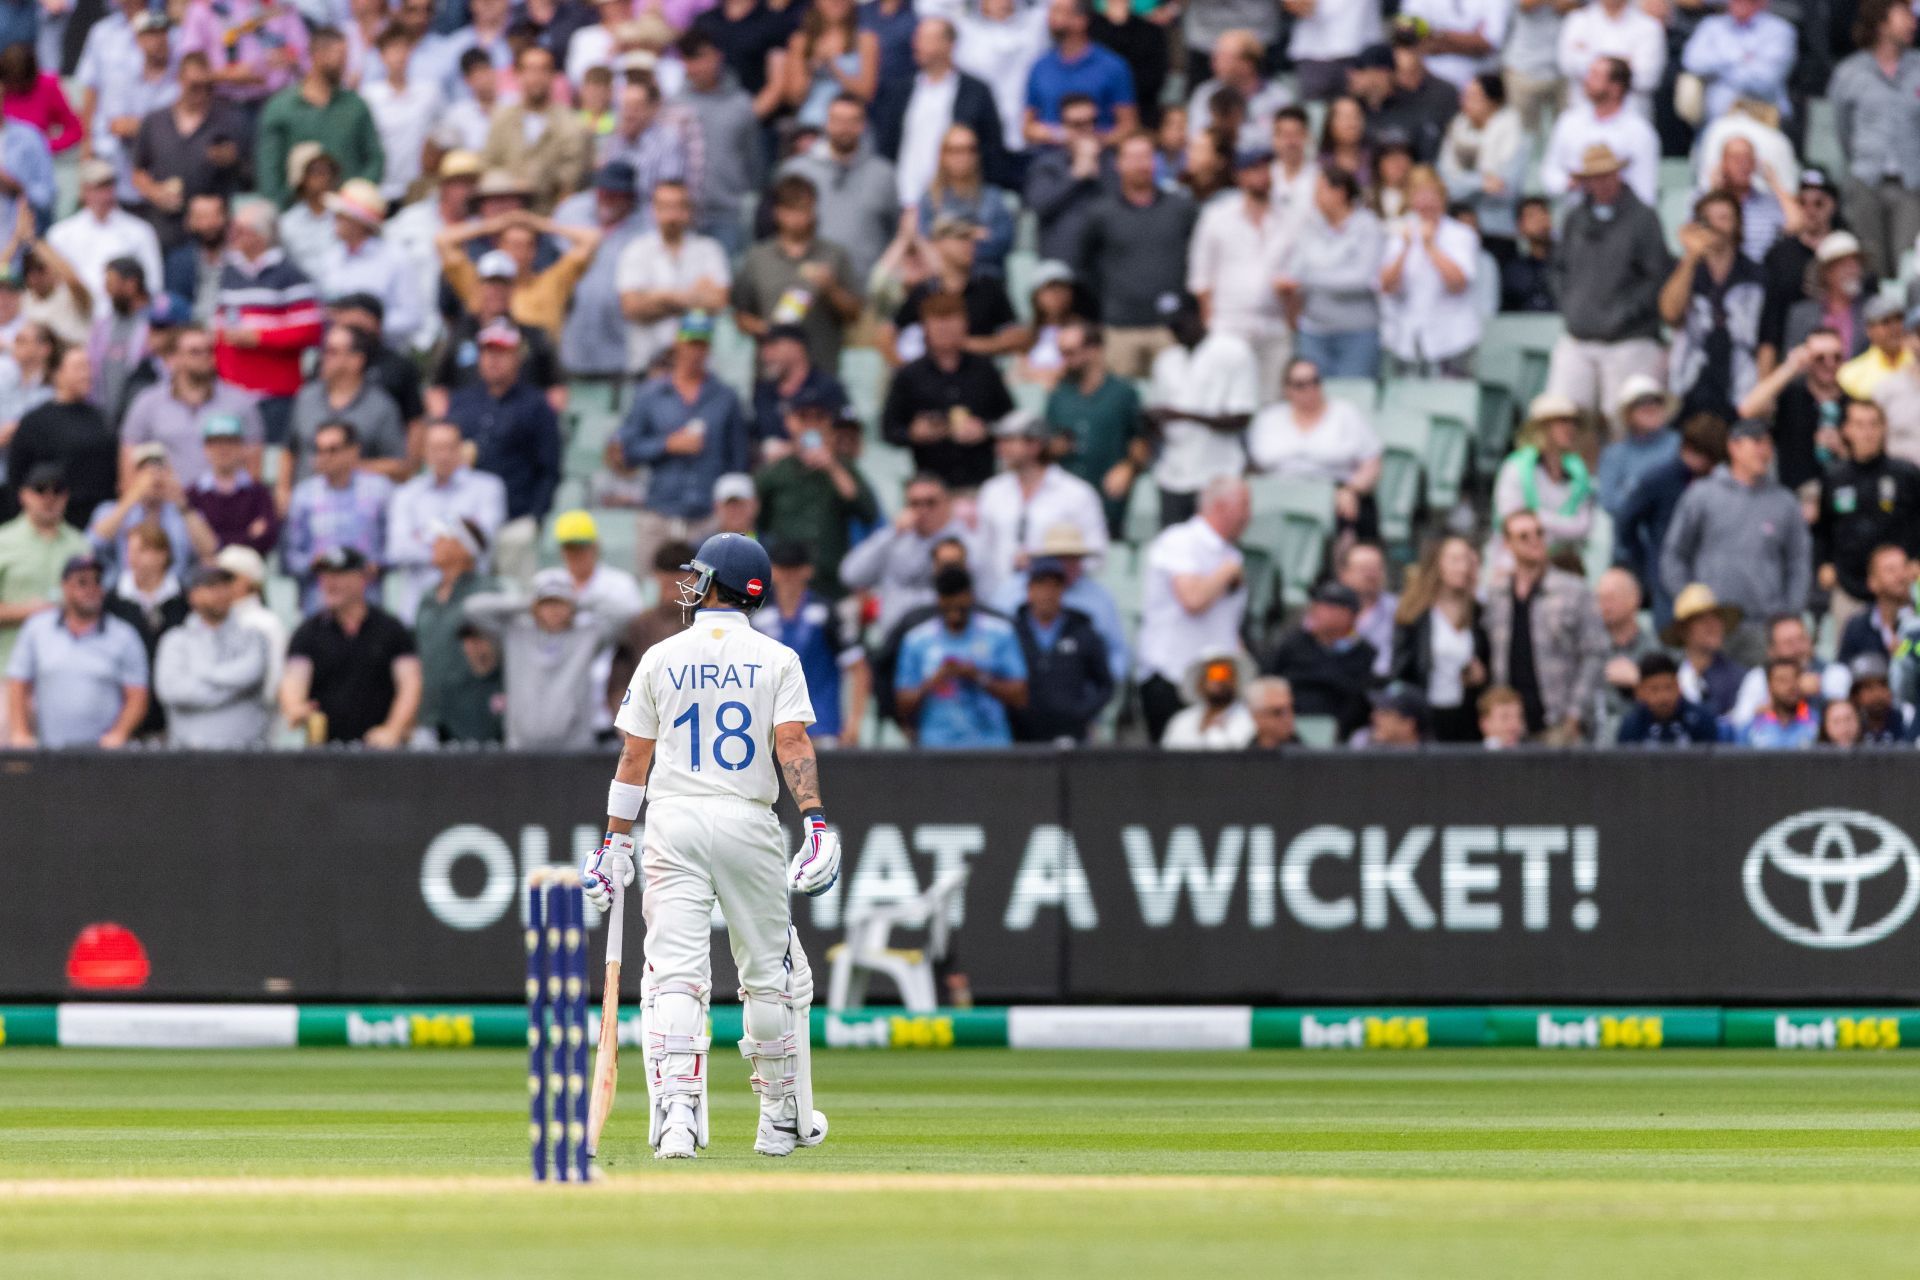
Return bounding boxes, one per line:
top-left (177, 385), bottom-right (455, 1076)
top-left (586, 882), bottom-right (624, 1160)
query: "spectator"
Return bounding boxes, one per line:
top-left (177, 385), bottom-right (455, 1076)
top-left (1266, 580), bottom-right (1376, 739)
top-left (0, 316), bottom-right (51, 454)
top-left (987, 521), bottom-right (1128, 689)
top-left (1815, 402), bottom-right (1920, 622)
top-left (1826, 0), bottom-right (1920, 280)
top-left (2, 40), bottom-right (79, 153)
top-left (1758, 171), bottom-right (1843, 366)
top-left (1274, 165), bottom-right (1385, 379)
top-left (187, 413), bottom-right (278, 556)
top-left (0, 463), bottom-right (87, 722)
top-left (894, 563), bottom-right (1027, 747)
top-left (1338, 540), bottom-right (1396, 676)
top-left (1840, 297), bottom-right (1913, 404)
top-left (1245, 673), bottom-right (1298, 749)
top-left (771, 103), bottom-right (897, 298)
top-left (1708, 136), bottom-right (1801, 269)
top-left (1439, 73), bottom-right (1525, 251)
top-left (1378, 164), bottom-right (1483, 377)
top-left (914, 125), bottom-right (1016, 279)
top-left (1597, 376), bottom-right (1681, 524)
top-left (163, 196), bottom-right (231, 323)
top-left (9, 348), bottom-right (115, 527)
top-left (879, 292), bottom-right (1013, 491)
top-left (1500, 196), bottom-right (1556, 313)
top-left (1541, 58), bottom-right (1658, 204)
top-left (214, 198), bottom-right (324, 449)
top-left (1544, 143), bottom-right (1672, 431)
top-left (254, 27), bottom-right (383, 210)
top-left (1778, 234), bottom-right (1870, 375)
top-left (882, 213), bottom-right (1022, 366)
top-left (1820, 695), bottom-right (1863, 746)
top-left (841, 471), bottom-right (976, 632)
top-left (1681, 0), bottom-right (1795, 127)
top-left (362, 25), bottom-right (441, 205)
top-left (1248, 356), bottom-right (1383, 537)
top-left (1162, 646), bottom-right (1255, 749)
top-left (1664, 582), bottom-right (1748, 719)
top-left (281, 324), bottom-right (408, 507)
top-left (316, 178), bottom-right (424, 350)
top-left (1484, 509), bottom-right (1608, 743)
top-left (179, 0), bottom-right (308, 111)
top-left (428, 250), bottom-right (563, 417)
top-left (276, 145), bottom-right (342, 276)
top-left (1074, 133), bottom-right (1196, 377)
top-left (120, 324), bottom-right (263, 487)
top-left (480, 44), bottom-right (589, 212)
top-left (1740, 334), bottom-right (1848, 495)
top-left (752, 539), bottom-right (869, 745)
top-left (1557, 0), bottom-right (1666, 120)
top-left (1046, 318), bottom-right (1146, 537)
top-left (439, 210), bottom-right (600, 344)
top-left (674, 30), bottom-right (761, 257)
top-left (86, 259), bottom-right (153, 423)
top-left (90, 10), bottom-right (177, 221)
top-left (880, 17), bottom-right (1007, 205)
top-left (1184, 29), bottom-right (1289, 151)
top-left (212, 544), bottom-right (284, 710)
top-left (613, 314), bottom-right (751, 569)
top-left (1837, 543), bottom-right (1913, 666)
top-left (4, 551), bottom-right (147, 748)
top-left (1849, 653), bottom-right (1913, 743)
top-left (1188, 144), bottom-right (1292, 397)
top-left (281, 420), bottom-right (393, 613)
top-left (1493, 394), bottom-right (1597, 564)
top-left (1660, 418), bottom-right (1811, 662)
top-left (1616, 651), bottom-right (1720, 745)
top-left (329, 294), bottom-right (425, 442)
top-left (1357, 681), bottom-right (1428, 749)
top-left (956, 0), bottom-right (1050, 164)
top-left (731, 175), bottom-right (862, 373)
top-left (132, 53), bottom-right (249, 263)
top-left (1390, 533), bottom-right (1489, 743)
top-left (385, 421), bottom-right (508, 624)
top-left (1596, 564), bottom-right (1662, 732)
top-left (462, 567), bottom-right (623, 749)
top-left (751, 324), bottom-right (848, 454)
top-left (616, 180), bottom-right (731, 380)
top-left (1144, 292), bottom-right (1256, 528)
top-left (280, 545), bottom-right (419, 746)
top-left (1659, 189), bottom-right (1765, 421)
top-left (603, 536), bottom-right (694, 716)
top-left (412, 515), bottom-right (497, 744)
top-left (1741, 657), bottom-right (1819, 747)
top-left (446, 321), bottom-right (562, 582)
top-left (1025, 93), bottom-right (1116, 265)
top-left (87, 443), bottom-right (215, 574)
top-left (1024, 0), bottom-right (1137, 145)
top-left (47, 161), bottom-right (162, 323)
top-left (1726, 611), bottom-right (1843, 730)
top-left (754, 385), bottom-right (880, 598)
top-left (153, 562), bottom-right (271, 748)
top-left (432, 49), bottom-right (504, 157)
top-left (1137, 475), bottom-right (1248, 740)
top-left (974, 409), bottom-right (1107, 593)
top-left (1479, 684), bottom-right (1526, 749)
top-left (779, 0), bottom-right (879, 131)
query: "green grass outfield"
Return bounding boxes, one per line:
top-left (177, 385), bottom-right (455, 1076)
top-left (3, 1049), bottom-right (1920, 1278)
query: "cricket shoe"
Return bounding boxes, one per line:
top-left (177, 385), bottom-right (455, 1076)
top-left (655, 1101), bottom-right (698, 1160)
top-left (754, 1106), bottom-right (828, 1157)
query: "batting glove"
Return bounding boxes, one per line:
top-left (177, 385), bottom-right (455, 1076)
top-left (583, 831), bottom-right (636, 912)
top-left (788, 812), bottom-right (840, 897)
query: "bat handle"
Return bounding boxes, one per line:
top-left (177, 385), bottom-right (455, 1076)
top-left (605, 881), bottom-right (625, 962)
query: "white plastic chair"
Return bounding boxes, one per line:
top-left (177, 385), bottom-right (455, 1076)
top-left (826, 868), bottom-right (971, 1013)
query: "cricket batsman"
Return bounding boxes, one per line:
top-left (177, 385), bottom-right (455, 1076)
top-left (581, 532), bottom-right (840, 1159)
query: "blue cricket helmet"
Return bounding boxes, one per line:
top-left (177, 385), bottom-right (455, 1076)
top-left (684, 532), bottom-right (771, 612)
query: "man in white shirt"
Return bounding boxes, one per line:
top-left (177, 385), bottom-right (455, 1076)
top-left (316, 179), bottom-right (426, 349)
top-left (1557, 0), bottom-right (1668, 119)
top-left (385, 151), bottom-right (485, 356)
top-left (1190, 147), bottom-right (1292, 398)
top-left (1146, 294), bottom-right (1258, 528)
top-left (1541, 56), bottom-right (1661, 204)
top-left (897, 17), bottom-right (965, 205)
top-left (1136, 475), bottom-right (1251, 741)
top-left (384, 421), bottom-right (509, 623)
top-left (1268, 106), bottom-right (1318, 228)
top-left (1399, 0), bottom-right (1512, 89)
top-left (617, 181), bottom-right (731, 376)
top-left (1680, 0), bottom-right (1796, 126)
top-left (1284, 0), bottom-right (1385, 101)
top-left (47, 161), bottom-right (163, 321)
top-left (565, 0), bottom-right (636, 86)
top-left (362, 26), bottom-right (444, 204)
top-left (974, 410), bottom-right (1107, 595)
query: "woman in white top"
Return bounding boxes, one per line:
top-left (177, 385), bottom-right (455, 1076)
top-left (1247, 356), bottom-right (1383, 534)
top-left (1388, 533), bottom-right (1489, 744)
top-left (1438, 72), bottom-right (1526, 247)
top-left (1377, 165), bottom-right (1483, 377)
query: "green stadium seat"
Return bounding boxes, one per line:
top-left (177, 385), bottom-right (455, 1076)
top-left (1657, 156), bottom-right (1692, 197)
top-left (1804, 97), bottom-right (1841, 175)
top-left (1371, 406), bottom-right (1431, 547)
top-left (1478, 313), bottom-right (1563, 411)
top-left (1658, 186), bottom-right (1695, 244)
top-left (858, 441), bottom-right (916, 514)
top-left (588, 506), bottom-right (640, 576)
top-left (1293, 714), bottom-right (1339, 748)
top-left (1583, 506), bottom-right (1615, 585)
top-left (1245, 472), bottom-right (1336, 605)
top-left (710, 314), bottom-right (755, 390)
top-left (1380, 379), bottom-right (1478, 511)
top-left (839, 347), bottom-right (888, 434)
top-left (1005, 249), bottom-right (1038, 322)
top-left (1123, 473), bottom-right (1160, 545)
top-left (1094, 544), bottom-right (1143, 629)
top-left (1322, 376), bottom-right (1378, 414)
top-left (1474, 381), bottom-right (1515, 472)
top-left (1010, 377), bottom-right (1050, 417)
top-left (563, 409), bottom-right (622, 481)
top-left (566, 380), bottom-right (620, 421)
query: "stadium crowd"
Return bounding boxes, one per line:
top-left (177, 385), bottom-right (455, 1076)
top-left (5, 0), bottom-right (1920, 752)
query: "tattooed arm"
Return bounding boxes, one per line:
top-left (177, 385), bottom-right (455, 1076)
top-left (776, 720), bottom-right (839, 896)
top-left (774, 722), bottom-right (823, 811)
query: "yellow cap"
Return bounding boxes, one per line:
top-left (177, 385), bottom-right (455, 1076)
top-left (553, 510), bottom-right (599, 545)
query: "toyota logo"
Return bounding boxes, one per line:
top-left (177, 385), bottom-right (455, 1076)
top-left (1743, 809), bottom-right (1920, 949)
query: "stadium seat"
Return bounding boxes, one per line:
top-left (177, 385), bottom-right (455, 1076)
top-left (1658, 186), bottom-right (1695, 244)
top-left (1657, 156), bottom-right (1692, 197)
top-left (1123, 475), bottom-right (1159, 545)
top-left (563, 409), bottom-right (622, 481)
top-left (1371, 407), bottom-right (1431, 547)
top-left (859, 441), bottom-right (916, 514)
top-left (1005, 249), bottom-right (1038, 322)
top-left (1804, 97), bottom-right (1841, 175)
top-left (588, 506), bottom-right (639, 575)
top-left (1582, 506), bottom-right (1615, 585)
top-left (1380, 379), bottom-right (1477, 511)
top-left (840, 347), bottom-right (888, 434)
top-left (826, 867), bottom-right (970, 1013)
top-left (710, 314), bottom-right (755, 390)
top-left (1293, 714), bottom-right (1339, 748)
top-left (1245, 472), bottom-right (1336, 605)
top-left (1094, 544), bottom-right (1143, 628)
top-left (1010, 377), bottom-right (1050, 417)
top-left (1322, 376), bottom-right (1379, 414)
top-left (1478, 313), bottom-right (1563, 411)
top-left (566, 380), bottom-right (619, 422)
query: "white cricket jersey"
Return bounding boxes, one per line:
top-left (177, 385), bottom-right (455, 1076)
top-left (615, 608), bottom-right (815, 808)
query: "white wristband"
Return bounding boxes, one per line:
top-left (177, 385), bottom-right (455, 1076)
top-left (606, 780), bottom-right (647, 822)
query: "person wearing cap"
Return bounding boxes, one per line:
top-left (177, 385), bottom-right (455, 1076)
top-left (554, 162), bottom-right (648, 385)
top-left (1005, 551), bottom-right (1113, 743)
top-left (212, 543), bottom-right (284, 707)
top-left (1837, 296), bottom-right (1915, 402)
top-left (119, 322), bottom-right (263, 489)
top-left (749, 538), bottom-right (869, 746)
top-left (481, 44), bottom-right (591, 213)
top-left (178, 0), bottom-right (310, 109)
top-left (1847, 652), bottom-right (1914, 743)
top-left (695, 472), bottom-right (758, 540)
top-left (4, 551), bottom-right (148, 748)
top-left (1073, 133), bottom-right (1195, 377)
top-left (1541, 58), bottom-right (1658, 205)
top-left (427, 247), bottom-right (563, 418)
top-left (1187, 139), bottom-right (1291, 396)
top-left (0, 464), bottom-right (88, 719)
top-left (1815, 405), bottom-right (1920, 628)
top-left (881, 210), bottom-right (1022, 366)
top-left (461, 565), bottom-right (626, 749)
top-left (617, 179), bottom-right (731, 378)
top-left (1837, 544), bottom-right (1914, 669)
top-left (753, 385), bottom-right (881, 599)
top-left (974, 407), bottom-right (1106, 591)
top-left (280, 544), bottom-right (419, 747)
top-left (11, 347), bottom-right (116, 527)
top-left (1615, 652), bottom-right (1721, 745)
top-left (274, 143), bottom-right (344, 278)
top-left (1596, 374), bottom-right (1682, 523)
top-left (1829, 2), bottom-right (1920, 282)
top-left (385, 421), bottom-right (508, 624)
top-left (188, 410), bottom-right (279, 556)
top-left (253, 27), bottom-right (383, 211)
top-left (44, 162), bottom-right (161, 329)
top-left (152, 562), bottom-right (272, 748)
top-left (361, 24), bottom-right (443, 205)
top-left (750, 322), bottom-right (849, 451)
top-left (315, 178), bottom-right (425, 350)
top-left (1265, 581), bottom-right (1376, 739)
top-left (87, 442), bottom-right (215, 575)
top-left (414, 515), bottom-right (501, 744)
top-left (444, 320), bottom-right (561, 581)
top-left (438, 206), bottom-right (601, 342)
top-left (281, 420), bottom-right (395, 613)
top-left (894, 563), bottom-right (1028, 747)
top-left (1771, 223), bottom-right (1864, 367)
top-left (989, 519), bottom-right (1127, 684)
top-left (731, 174), bottom-right (863, 373)
top-left (1353, 680), bottom-right (1426, 748)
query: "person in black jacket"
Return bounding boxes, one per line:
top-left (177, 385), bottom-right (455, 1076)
top-left (1389, 534), bottom-right (1491, 744)
top-left (1614, 411), bottom-right (1726, 627)
top-left (1615, 652), bottom-right (1721, 745)
top-left (1265, 581), bottom-right (1376, 739)
top-left (1836, 544), bottom-right (1913, 665)
top-left (871, 17), bottom-right (1011, 190)
top-left (1010, 557), bottom-right (1112, 742)
top-left (1814, 400), bottom-right (1920, 617)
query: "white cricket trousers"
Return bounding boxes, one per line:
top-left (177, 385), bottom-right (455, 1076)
top-left (641, 796), bottom-right (814, 1012)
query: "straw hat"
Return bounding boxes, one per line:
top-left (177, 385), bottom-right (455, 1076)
top-left (1661, 584), bottom-right (1744, 646)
